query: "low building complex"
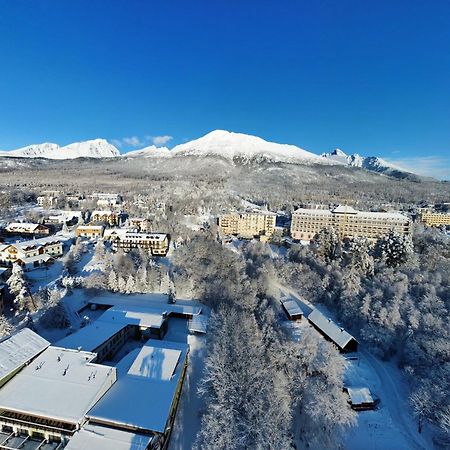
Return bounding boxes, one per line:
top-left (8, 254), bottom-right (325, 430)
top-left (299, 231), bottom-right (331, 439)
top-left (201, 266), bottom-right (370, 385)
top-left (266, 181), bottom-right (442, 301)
top-left (291, 205), bottom-right (412, 241)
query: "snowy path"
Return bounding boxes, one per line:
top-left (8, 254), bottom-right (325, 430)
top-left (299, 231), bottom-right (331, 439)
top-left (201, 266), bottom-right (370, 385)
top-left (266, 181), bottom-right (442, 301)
top-left (361, 349), bottom-right (431, 450)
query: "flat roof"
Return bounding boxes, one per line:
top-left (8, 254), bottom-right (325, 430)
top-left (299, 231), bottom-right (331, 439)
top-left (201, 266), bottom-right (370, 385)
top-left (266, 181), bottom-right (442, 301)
top-left (89, 293), bottom-right (202, 317)
top-left (88, 339), bottom-right (188, 434)
top-left (56, 322), bottom-right (127, 353)
top-left (0, 328), bottom-right (49, 383)
top-left (307, 309), bottom-right (356, 350)
top-left (188, 315), bottom-right (208, 334)
top-left (65, 424), bottom-right (153, 450)
top-left (0, 347), bottom-right (116, 424)
top-left (99, 306), bottom-right (166, 329)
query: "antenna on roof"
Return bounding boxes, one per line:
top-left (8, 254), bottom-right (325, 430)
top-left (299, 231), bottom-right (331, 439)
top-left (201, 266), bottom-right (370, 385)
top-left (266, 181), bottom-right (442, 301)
top-left (63, 364), bottom-right (69, 376)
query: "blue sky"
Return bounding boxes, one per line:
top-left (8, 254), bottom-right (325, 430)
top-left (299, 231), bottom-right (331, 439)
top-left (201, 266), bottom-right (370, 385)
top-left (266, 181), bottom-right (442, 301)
top-left (0, 1), bottom-right (449, 178)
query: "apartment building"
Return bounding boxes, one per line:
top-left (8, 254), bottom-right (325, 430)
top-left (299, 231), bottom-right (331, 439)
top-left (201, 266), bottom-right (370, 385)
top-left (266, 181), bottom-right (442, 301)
top-left (420, 211), bottom-right (450, 227)
top-left (218, 211), bottom-right (276, 239)
top-left (111, 232), bottom-right (169, 256)
top-left (291, 205), bottom-right (412, 241)
top-left (91, 210), bottom-right (121, 226)
top-left (129, 217), bottom-right (152, 232)
top-left (76, 224), bottom-right (105, 238)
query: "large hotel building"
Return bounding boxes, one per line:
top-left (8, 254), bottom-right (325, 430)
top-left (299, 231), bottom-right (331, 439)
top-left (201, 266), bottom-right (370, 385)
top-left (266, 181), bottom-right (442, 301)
top-left (420, 211), bottom-right (450, 227)
top-left (218, 211), bottom-right (276, 239)
top-left (291, 205), bottom-right (412, 241)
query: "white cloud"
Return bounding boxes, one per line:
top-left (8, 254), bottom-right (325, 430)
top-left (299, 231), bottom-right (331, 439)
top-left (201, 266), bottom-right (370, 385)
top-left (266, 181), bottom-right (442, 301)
top-left (151, 135), bottom-right (173, 146)
top-left (112, 134), bottom-right (173, 148)
top-left (382, 155), bottom-right (450, 180)
top-left (111, 139), bottom-right (123, 148)
top-left (122, 136), bottom-right (143, 147)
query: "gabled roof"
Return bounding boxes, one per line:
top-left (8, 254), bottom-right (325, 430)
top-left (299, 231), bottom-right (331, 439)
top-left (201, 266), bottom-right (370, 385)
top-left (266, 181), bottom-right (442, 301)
top-left (281, 299), bottom-right (303, 317)
top-left (307, 309), bottom-right (356, 350)
top-left (347, 387), bottom-right (374, 405)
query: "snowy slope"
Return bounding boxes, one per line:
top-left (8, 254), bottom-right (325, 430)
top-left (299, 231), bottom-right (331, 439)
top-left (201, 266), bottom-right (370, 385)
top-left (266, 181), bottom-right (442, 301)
top-left (321, 149), bottom-right (414, 177)
top-left (169, 130), bottom-right (330, 165)
top-left (0, 139), bottom-right (120, 159)
top-left (124, 145), bottom-right (170, 158)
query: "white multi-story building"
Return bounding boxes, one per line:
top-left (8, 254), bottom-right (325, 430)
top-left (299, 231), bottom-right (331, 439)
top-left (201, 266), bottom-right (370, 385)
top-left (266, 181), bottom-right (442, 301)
top-left (291, 205), bottom-right (412, 241)
top-left (111, 231), bottom-right (169, 256)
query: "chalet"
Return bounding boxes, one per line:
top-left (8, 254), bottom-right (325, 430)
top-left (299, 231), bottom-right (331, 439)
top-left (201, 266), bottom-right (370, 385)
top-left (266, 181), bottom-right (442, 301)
top-left (111, 232), bottom-right (169, 256)
top-left (307, 309), bottom-right (358, 352)
top-left (76, 224), bottom-right (105, 238)
top-left (5, 223), bottom-right (50, 236)
top-left (0, 237), bottom-right (64, 269)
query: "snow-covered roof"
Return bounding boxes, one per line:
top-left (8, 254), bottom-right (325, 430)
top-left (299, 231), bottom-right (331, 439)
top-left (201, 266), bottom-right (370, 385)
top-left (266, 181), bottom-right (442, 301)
top-left (281, 300), bottom-right (304, 317)
top-left (6, 223), bottom-right (44, 232)
top-left (56, 321), bottom-right (127, 353)
top-left (103, 228), bottom-right (130, 239)
top-left (0, 347), bottom-right (116, 424)
top-left (99, 306), bottom-right (166, 329)
top-left (65, 424), bottom-right (153, 450)
top-left (347, 387), bottom-right (374, 405)
top-left (332, 205), bottom-right (358, 214)
top-left (13, 236), bottom-right (63, 250)
top-left (307, 309), bottom-right (357, 350)
top-left (77, 225), bottom-right (104, 230)
top-left (0, 328), bottom-right (49, 383)
top-left (89, 293), bottom-right (202, 317)
top-left (16, 254), bottom-right (53, 265)
top-left (118, 232), bottom-right (168, 241)
top-left (189, 315), bottom-right (208, 334)
top-left (293, 207), bottom-right (409, 221)
top-left (88, 339), bottom-right (188, 434)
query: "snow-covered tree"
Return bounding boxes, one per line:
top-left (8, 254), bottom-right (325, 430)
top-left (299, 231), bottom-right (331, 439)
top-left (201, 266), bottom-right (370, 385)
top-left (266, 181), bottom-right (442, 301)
top-left (0, 315), bottom-right (13, 338)
top-left (376, 230), bottom-right (414, 268)
top-left (313, 227), bottom-right (341, 263)
top-left (6, 264), bottom-right (31, 312)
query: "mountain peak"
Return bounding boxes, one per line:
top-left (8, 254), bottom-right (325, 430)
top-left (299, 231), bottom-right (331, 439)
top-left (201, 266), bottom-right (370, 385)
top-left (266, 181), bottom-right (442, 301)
top-left (170, 130), bottom-right (328, 165)
top-left (0, 139), bottom-right (120, 159)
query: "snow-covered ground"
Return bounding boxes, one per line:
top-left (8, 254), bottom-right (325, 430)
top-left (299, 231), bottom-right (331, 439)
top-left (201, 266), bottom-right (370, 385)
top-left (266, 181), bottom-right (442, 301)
top-left (271, 282), bottom-right (435, 450)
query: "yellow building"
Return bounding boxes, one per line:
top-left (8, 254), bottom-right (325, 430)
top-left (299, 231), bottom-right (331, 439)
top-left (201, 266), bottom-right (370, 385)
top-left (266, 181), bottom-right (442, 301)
top-left (218, 211), bottom-right (276, 238)
top-left (291, 205), bottom-right (411, 241)
top-left (420, 211), bottom-right (450, 227)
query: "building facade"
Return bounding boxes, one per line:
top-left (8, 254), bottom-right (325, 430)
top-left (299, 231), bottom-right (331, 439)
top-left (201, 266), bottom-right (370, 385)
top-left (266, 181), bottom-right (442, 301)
top-left (91, 210), bottom-right (121, 226)
top-left (420, 211), bottom-right (450, 227)
top-left (76, 225), bottom-right (105, 238)
top-left (291, 205), bottom-right (412, 241)
top-left (218, 212), bottom-right (276, 238)
top-left (111, 232), bottom-right (169, 256)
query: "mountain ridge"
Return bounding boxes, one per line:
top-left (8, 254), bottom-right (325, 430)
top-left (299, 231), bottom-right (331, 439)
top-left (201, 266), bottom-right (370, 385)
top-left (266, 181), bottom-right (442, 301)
top-left (0, 130), bottom-right (418, 179)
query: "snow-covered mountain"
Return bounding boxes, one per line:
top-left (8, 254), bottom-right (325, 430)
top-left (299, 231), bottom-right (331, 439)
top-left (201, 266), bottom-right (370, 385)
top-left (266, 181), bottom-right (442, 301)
top-left (0, 139), bottom-right (120, 159)
top-left (124, 145), bottom-right (170, 158)
top-left (321, 148), bottom-right (413, 178)
top-left (0, 131), bottom-right (420, 179)
top-left (168, 130), bottom-right (330, 165)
